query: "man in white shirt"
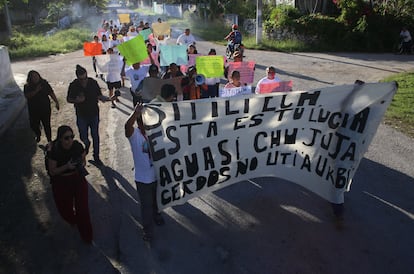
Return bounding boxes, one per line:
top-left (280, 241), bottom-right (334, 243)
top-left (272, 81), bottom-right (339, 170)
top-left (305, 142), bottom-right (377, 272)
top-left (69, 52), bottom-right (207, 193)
top-left (124, 62), bottom-right (150, 106)
top-left (255, 66), bottom-right (281, 94)
top-left (125, 103), bottom-right (165, 242)
top-left (176, 28), bottom-right (196, 46)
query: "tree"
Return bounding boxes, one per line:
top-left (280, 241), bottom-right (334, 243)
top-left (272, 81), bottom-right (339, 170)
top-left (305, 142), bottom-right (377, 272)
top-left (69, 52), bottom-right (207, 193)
top-left (0, 0), bottom-right (12, 38)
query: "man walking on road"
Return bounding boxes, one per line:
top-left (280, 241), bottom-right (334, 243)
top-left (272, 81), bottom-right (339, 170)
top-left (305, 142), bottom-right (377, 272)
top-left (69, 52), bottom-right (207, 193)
top-left (125, 103), bottom-right (165, 242)
top-left (67, 65), bottom-right (111, 166)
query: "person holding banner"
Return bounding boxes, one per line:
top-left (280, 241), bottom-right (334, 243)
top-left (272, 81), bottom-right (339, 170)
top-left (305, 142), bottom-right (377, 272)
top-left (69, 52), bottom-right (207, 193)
top-left (91, 35), bottom-right (101, 78)
top-left (181, 66), bottom-right (207, 100)
top-left (109, 33), bottom-right (121, 54)
top-left (162, 63), bottom-right (184, 79)
top-left (255, 66), bottom-right (281, 94)
top-left (101, 34), bottom-right (110, 54)
top-left (125, 103), bottom-right (165, 242)
top-left (150, 84), bottom-right (177, 102)
top-left (124, 62), bottom-right (151, 107)
top-left (224, 70), bottom-right (242, 89)
top-left (104, 48), bottom-right (123, 108)
top-left (203, 49), bottom-right (221, 98)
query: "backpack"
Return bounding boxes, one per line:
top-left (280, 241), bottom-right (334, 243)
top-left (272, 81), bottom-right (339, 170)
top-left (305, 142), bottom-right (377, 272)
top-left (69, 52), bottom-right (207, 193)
top-left (233, 30), bottom-right (242, 44)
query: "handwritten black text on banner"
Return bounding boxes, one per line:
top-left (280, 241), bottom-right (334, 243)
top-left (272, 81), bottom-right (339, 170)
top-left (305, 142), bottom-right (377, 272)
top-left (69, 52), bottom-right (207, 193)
top-left (142, 82), bottom-right (397, 210)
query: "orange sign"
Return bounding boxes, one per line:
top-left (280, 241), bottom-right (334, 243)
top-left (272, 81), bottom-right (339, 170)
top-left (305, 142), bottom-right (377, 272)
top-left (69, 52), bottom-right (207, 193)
top-left (83, 42), bottom-right (102, 56)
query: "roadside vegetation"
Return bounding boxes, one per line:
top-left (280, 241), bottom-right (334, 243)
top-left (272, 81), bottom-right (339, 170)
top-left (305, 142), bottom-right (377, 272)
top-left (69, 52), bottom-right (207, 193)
top-left (382, 73), bottom-right (414, 138)
top-left (1, 23), bottom-right (92, 60)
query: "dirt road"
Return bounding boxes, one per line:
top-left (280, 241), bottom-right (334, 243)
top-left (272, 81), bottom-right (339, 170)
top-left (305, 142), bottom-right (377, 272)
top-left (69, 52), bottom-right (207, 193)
top-left (2, 45), bottom-right (414, 274)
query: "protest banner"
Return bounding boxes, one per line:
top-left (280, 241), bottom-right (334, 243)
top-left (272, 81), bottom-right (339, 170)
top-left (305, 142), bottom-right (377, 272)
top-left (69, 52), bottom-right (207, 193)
top-left (117, 36), bottom-right (148, 65)
top-left (152, 22), bottom-right (171, 37)
top-left (258, 81), bottom-right (293, 93)
top-left (141, 76), bottom-right (184, 101)
top-left (180, 54), bottom-right (202, 74)
top-left (118, 13), bottom-right (130, 24)
top-left (142, 82), bottom-right (397, 210)
top-left (95, 54), bottom-right (123, 76)
top-left (159, 45), bottom-right (188, 66)
top-left (219, 86), bottom-right (252, 97)
top-left (227, 61), bottom-right (255, 84)
top-left (195, 56), bottom-right (225, 78)
top-left (139, 28), bottom-right (152, 41)
top-left (83, 42), bottom-right (102, 56)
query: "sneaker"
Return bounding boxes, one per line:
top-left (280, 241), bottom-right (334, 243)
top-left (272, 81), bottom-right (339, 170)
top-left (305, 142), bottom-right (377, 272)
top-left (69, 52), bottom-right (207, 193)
top-left (111, 103), bottom-right (116, 108)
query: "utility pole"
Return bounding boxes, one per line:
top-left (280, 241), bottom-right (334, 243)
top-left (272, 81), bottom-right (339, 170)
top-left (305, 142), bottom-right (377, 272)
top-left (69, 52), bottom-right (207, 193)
top-left (256, 0), bottom-right (262, 44)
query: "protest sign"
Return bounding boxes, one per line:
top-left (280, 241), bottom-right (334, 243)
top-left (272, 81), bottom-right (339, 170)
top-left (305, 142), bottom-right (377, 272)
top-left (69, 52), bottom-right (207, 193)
top-left (83, 42), bottom-right (102, 56)
top-left (142, 82), bottom-right (397, 210)
top-left (95, 54), bottom-right (123, 76)
top-left (258, 81), bottom-right (293, 93)
top-left (180, 54), bottom-right (202, 74)
top-left (152, 22), bottom-right (171, 37)
top-left (195, 56), bottom-right (224, 78)
top-left (139, 28), bottom-right (152, 41)
top-left (227, 61), bottom-right (255, 84)
top-left (118, 13), bottom-right (130, 24)
top-left (159, 45), bottom-right (188, 66)
top-left (117, 36), bottom-right (148, 65)
top-left (219, 86), bottom-right (252, 97)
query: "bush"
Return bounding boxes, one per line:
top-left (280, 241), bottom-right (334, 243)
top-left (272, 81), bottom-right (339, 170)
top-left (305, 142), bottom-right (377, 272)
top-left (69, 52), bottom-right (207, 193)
top-left (1, 25), bottom-right (92, 60)
top-left (265, 4), bottom-right (301, 32)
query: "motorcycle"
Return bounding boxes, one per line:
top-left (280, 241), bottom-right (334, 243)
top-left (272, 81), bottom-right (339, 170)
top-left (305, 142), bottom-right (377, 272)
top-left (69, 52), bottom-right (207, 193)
top-left (226, 43), bottom-right (244, 59)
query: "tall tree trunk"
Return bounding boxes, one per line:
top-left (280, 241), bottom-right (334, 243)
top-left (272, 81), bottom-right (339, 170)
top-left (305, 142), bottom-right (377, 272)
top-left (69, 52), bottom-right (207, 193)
top-left (4, 2), bottom-right (12, 36)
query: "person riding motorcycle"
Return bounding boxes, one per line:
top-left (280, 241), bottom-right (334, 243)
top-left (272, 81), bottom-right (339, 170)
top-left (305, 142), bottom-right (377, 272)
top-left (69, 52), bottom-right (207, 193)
top-left (225, 24), bottom-right (243, 58)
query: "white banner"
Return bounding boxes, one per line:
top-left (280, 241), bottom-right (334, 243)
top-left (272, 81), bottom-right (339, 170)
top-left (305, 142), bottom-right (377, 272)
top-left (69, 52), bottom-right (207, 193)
top-left (142, 82), bottom-right (397, 210)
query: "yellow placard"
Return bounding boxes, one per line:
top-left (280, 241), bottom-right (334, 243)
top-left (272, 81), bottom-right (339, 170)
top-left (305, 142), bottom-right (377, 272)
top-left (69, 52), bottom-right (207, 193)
top-left (195, 56), bottom-right (224, 78)
top-left (151, 22), bottom-right (171, 37)
top-left (118, 14), bottom-right (130, 24)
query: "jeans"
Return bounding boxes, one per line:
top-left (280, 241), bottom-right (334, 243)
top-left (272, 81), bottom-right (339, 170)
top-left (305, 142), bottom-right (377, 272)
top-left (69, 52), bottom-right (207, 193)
top-left (135, 181), bottom-right (159, 237)
top-left (76, 115), bottom-right (100, 158)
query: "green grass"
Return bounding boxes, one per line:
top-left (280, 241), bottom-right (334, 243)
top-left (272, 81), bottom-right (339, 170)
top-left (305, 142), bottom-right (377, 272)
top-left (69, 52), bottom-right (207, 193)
top-left (1, 23), bottom-right (93, 60)
top-left (381, 72), bottom-right (414, 138)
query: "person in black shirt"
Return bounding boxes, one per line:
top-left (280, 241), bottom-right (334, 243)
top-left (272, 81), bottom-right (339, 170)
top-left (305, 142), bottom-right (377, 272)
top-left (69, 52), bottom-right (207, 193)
top-left (24, 70), bottom-right (59, 143)
top-left (67, 65), bottom-right (111, 166)
top-left (47, 125), bottom-right (93, 244)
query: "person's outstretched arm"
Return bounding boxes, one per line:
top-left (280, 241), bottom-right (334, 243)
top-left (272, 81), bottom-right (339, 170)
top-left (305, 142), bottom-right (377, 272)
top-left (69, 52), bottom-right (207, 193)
top-left (125, 103), bottom-right (143, 138)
